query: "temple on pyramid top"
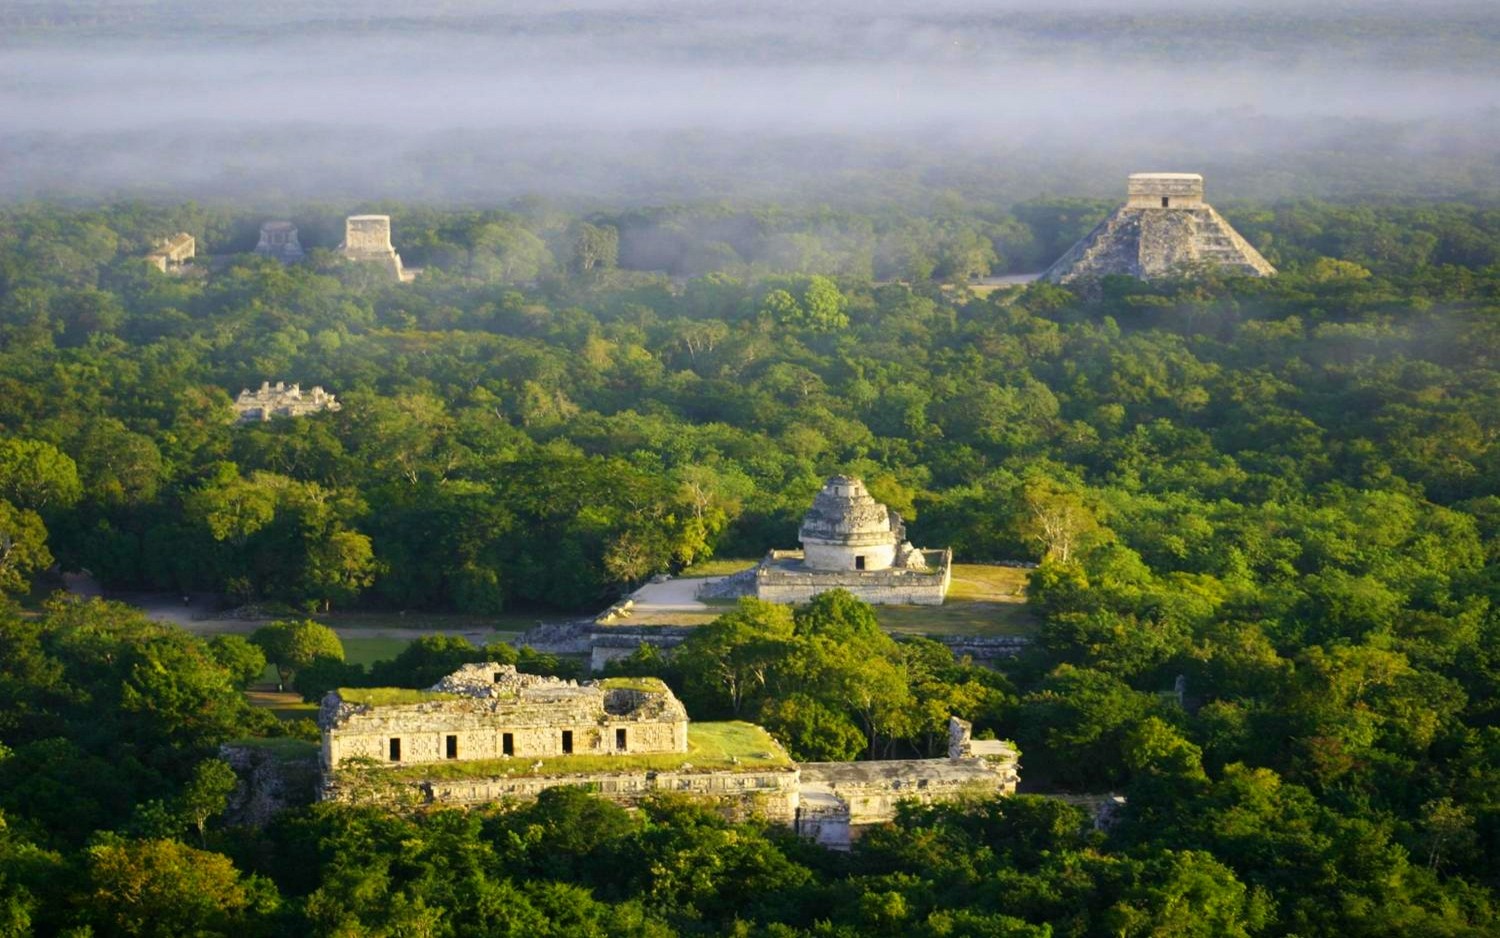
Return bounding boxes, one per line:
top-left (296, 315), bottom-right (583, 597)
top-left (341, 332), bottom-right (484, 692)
top-left (1043, 173), bottom-right (1276, 283)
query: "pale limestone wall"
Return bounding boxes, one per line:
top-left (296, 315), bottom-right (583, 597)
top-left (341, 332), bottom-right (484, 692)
top-left (326, 708), bottom-right (684, 768)
top-left (340, 214), bottom-right (413, 282)
top-left (1127, 173), bottom-right (1205, 208)
top-left (343, 215), bottom-right (394, 255)
top-left (803, 539), bottom-right (897, 572)
top-left (321, 668), bottom-right (689, 770)
top-left (336, 766), bottom-right (801, 823)
top-left (754, 548), bottom-right (952, 606)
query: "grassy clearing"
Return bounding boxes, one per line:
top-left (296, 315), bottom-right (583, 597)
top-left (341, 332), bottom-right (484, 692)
top-left (875, 564), bottom-right (1036, 637)
top-left (337, 687), bottom-right (461, 706)
top-left (597, 677), bottom-right (671, 693)
top-left (245, 688), bottom-right (320, 720)
top-left (341, 636), bottom-right (414, 666)
top-left (678, 558), bottom-right (758, 577)
top-left (875, 601), bottom-right (1038, 637)
top-left (947, 564), bottom-right (1031, 602)
top-left (225, 737), bottom-right (320, 761)
top-left (321, 610), bottom-right (540, 632)
top-left (378, 721), bottom-right (791, 782)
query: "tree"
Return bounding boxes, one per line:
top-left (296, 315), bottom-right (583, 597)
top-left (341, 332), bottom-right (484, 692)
top-left (675, 598), bottom-right (794, 715)
top-left (0, 500), bottom-right (50, 597)
top-left (80, 839), bottom-right (255, 937)
top-left (180, 759), bottom-right (238, 846)
top-left (758, 692), bottom-right (867, 761)
top-left (304, 530), bottom-right (379, 612)
top-left (206, 635), bottom-right (267, 689)
top-left (0, 439), bottom-right (81, 511)
top-left (250, 619), bottom-right (344, 687)
top-left (570, 223), bottom-right (619, 274)
top-left (760, 288), bottom-right (802, 326)
top-left (1019, 480), bottom-right (1103, 564)
top-left (799, 275), bottom-right (849, 331)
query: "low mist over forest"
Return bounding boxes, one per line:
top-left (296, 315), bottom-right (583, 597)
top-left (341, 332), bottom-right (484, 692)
top-left (4, 3), bottom-right (1500, 937)
top-left (2, 0), bottom-right (1498, 204)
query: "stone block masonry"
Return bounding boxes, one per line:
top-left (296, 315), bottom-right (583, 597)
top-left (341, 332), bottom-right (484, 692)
top-left (1045, 173), bottom-right (1275, 283)
top-left (318, 666), bottom-right (1020, 847)
top-left (339, 214), bottom-right (416, 282)
top-left (320, 665), bottom-right (687, 771)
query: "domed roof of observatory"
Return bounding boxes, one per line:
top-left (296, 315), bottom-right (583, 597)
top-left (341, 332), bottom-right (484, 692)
top-left (799, 476), bottom-right (901, 546)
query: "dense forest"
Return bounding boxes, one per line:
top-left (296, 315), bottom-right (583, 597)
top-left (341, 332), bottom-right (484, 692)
top-left (0, 194), bottom-right (1499, 935)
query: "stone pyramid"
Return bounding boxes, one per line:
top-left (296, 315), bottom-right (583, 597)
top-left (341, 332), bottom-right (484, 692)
top-left (1043, 173), bottom-right (1275, 283)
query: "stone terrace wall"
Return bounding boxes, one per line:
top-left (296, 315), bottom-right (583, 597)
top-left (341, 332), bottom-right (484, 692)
top-left (755, 548), bottom-right (952, 606)
top-left (329, 765), bottom-right (800, 823)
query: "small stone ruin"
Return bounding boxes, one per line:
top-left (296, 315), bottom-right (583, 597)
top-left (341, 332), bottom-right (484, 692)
top-left (232, 381), bottom-right (341, 423)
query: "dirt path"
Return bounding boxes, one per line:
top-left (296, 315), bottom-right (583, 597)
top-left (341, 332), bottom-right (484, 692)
top-left (627, 576), bottom-right (723, 613)
top-left (65, 579), bottom-right (507, 645)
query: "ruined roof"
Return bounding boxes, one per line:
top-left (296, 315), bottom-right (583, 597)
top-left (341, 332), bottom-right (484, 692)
top-left (318, 664), bottom-right (687, 731)
top-left (799, 476), bottom-right (901, 545)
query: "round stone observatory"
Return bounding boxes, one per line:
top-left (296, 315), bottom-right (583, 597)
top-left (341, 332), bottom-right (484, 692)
top-left (799, 476), bottom-right (905, 572)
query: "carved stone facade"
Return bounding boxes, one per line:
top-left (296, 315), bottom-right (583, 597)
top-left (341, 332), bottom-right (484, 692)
top-left (1044, 173), bottom-right (1276, 283)
top-left (232, 381), bottom-right (341, 423)
top-left (319, 665), bottom-right (688, 771)
top-left (339, 214), bottom-right (415, 282)
top-left (145, 232), bottom-right (195, 273)
top-left (707, 476), bottom-right (951, 605)
top-left (255, 221), bottom-right (305, 263)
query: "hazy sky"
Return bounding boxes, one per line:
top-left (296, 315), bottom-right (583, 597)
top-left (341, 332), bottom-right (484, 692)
top-left (2, 0), bottom-right (1497, 204)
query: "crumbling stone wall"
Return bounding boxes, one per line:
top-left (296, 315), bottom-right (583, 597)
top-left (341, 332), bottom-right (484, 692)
top-left (796, 745), bottom-right (1020, 848)
top-left (145, 232), bottom-right (195, 273)
top-left (219, 743), bottom-right (319, 828)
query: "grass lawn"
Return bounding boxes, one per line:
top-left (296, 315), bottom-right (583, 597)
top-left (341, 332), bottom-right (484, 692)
top-left (245, 688), bottom-right (321, 720)
top-left (678, 557), bottom-right (758, 577)
top-left (947, 564), bottom-right (1030, 602)
top-left (321, 610), bottom-right (542, 632)
top-left (376, 721), bottom-right (791, 782)
top-left (342, 636), bottom-right (414, 666)
top-left (336, 687), bottom-right (461, 706)
top-left (877, 564), bottom-right (1037, 637)
top-left (875, 601), bottom-right (1037, 637)
top-left (225, 737), bottom-right (320, 762)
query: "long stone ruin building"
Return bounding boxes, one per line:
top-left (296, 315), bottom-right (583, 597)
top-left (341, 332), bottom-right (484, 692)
top-left (319, 664), bottom-right (1018, 848)
top-left (705, 476), bottom-right (951, 606)
top-left (254, 221), bottom-right (305, 263)
top-left (232, 381), bottom-right (341, 423)
top-left (1044, 173), bottom-right (1276, 283)
top-left (145, 232), bottom-right (195, 273)
top-left (339, 214), bottom-right (415, 282)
